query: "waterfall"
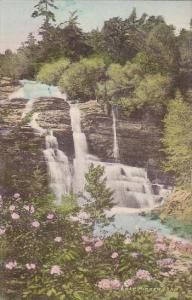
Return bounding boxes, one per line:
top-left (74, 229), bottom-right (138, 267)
top-left (30, 112), bottom-right (71, 205)
top-left (11, 81), bottom-right (72, 204)
top-left (10, 80), bottom-right (169, 209)
top-left (68, 103), bottom-right (161, 209)
top-left (69, 104), bottom-right (88, 193)
top-left (43, 131), bottom-right (71, 204)
top-left (112, 106), bottom-right (120, 161)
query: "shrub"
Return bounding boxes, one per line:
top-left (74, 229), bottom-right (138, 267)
top-left (59, 57), bottom-right (106, 101)
top-left (36, 58), bottom-right (70, 85)
top-left (1, 166), bottom-right (192, 300)
top-left (162, 92), bottom-right (192, 186)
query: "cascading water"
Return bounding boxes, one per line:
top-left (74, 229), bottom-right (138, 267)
top-left (11, 80), bottom-right (72, 204)
top-left (112, 106), bottom-right (120, 161)
top-left (10, 80), bottom-right (169, 209)
top-left (69, 104), bottom-right (89, 192)
top-left (43, 131), bottom-right (71, 204)
top-left (68, 103), bottom-right (162, 209)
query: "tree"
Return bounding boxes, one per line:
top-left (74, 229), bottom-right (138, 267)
top-left (133, 73), bottom-right (172, 114)
top-left (100, 9), bottom-right (148, 64)
top-left (101, 17), bottom-right (131, 63)
top-left (178, 29), bottom-right (192, 69)
top-left (84, 164), bottom-right (114, 227)
top-left (59, 57), bottom-right (106, 101)
top-left (32, 0), bottom-right (59, 61)
top-left (162, 92), bottom-right (192, 186)
top-left (36, 58), bottom-right (70, 85)
top-left (59, 11), bottom-right (92, 61)
top-left (32, 0), bottom-right (58, 23)
top-left (146, 23), bottom-right (180, 74)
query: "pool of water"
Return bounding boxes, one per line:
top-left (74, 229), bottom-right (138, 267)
top-left (9, 80), bottom-right (65, 100)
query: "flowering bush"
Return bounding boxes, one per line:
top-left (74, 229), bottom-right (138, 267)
top-left (0, 167), bottom-right (192, 300)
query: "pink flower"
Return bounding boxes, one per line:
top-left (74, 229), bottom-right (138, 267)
top-left (94, 240), bottom-right (104, 248)
top-left (0, 227), bottom-right (6, 235)
top-left (54, 237), bottom-right (62, 242)
top-left (85, 246), bottom-right (92, 253)
top-left (47, 213), bottom-right (54, 220)
top-left (31, 220), bottom-right (40, 228)
top-left (9, 205), bottom-right (16, 211)
top-left (124, 279), bottom-right (135, 288)
top-left (5, 261), bottom-right (17, 270)
top-left (50, 265), bottom-right (62, 275)
top-left (30, 205), bottom-right (35, 214)
top-left (98, 279), bottom-right (111, 290)
top-left (154, 243), bottom-right (167, 252)
top-left (156, 235), bottom-right (165, 244)
top-left (110, 279), bottom-right (121, 289)
top-left (23, 205), bottom-right (35, 214)
top-left (136, 269), bottom-right (152, 281)
top-left (11, 212), bottom-right (20, 220)
top-left (82, 235), bottom-right (93, 243)
top-left (26, 263), bottom-right (36, 270)
top-left (98, 279), bottom-right (121, 290)
top-left (124, 237), bottom-right (132, 245)
top-left (111, 252), bottom-right (119, 259)
top-left (13, 193), bottom-right (20, 199)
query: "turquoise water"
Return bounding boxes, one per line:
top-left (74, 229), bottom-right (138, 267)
top-left (11, 80), bottom-right (64, 100)
top-left (99, 212), bottom-right (173, 236)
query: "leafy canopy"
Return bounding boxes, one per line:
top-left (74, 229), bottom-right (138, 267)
top-left (162, 91), bottom-right (192, 186)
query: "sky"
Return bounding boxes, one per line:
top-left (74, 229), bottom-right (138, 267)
top-left (0, 0), bottom-right (191, 53)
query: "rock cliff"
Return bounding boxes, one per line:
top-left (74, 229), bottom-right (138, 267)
top-left (80, 100), bottom-right (171, 185)
top-left (0, 78), bottom-right (172, 196)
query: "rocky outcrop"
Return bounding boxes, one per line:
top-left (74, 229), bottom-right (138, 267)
top-left (0, 81), bottom-right (74, 196)
top-left (160, 189), bottom-right (192, 224)
top-left (33, 97), bottom-right (74, 159)
top-left (0, 77), bottom-right (20, 100)
top-left (0, 78), bottom-right (172, 195)
top-left (0, 79), bottom-right (45, 196)
top-left (80, 100), bottom-right (171, 185)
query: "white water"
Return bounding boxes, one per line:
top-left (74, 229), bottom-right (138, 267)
top-left (69, 103), bottom-right (166, 209)
top-left (43, 131), bottom-right (71, 204)
top-left (70, 104), bottom-right (89, 193)
top-left (112, 106), bottom-right (120, 161)
top-left (10, 80), bottom-right (170, 209)
top-left (11, 81), bottom-right (71, 204)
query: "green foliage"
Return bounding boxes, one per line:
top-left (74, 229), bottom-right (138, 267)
top-left (32, 0), bottom-right (58, 22)
top-left (162, 92), bottom-right (192, 186)
top-left (97, 62), bottom-right (171, 116)
top-left (36, 58), bottom-right (70, 85)
top-left (59, 11), bottom-right (93, 61)
top-left (0, 50), bottom-right (36, 79)
top-left (59, 57), bottom-right (106, 101)
top-left (133, 73), bottom-right (172, 113)
top-left (178, 29), bottom-right (192, 70)
top-left (84, 164), bottom-right (114, 227)
top-left (96, 62), bottom-right (143, 106)
top-left (146, 23), bottom-right (179, 74)
top-left (1, 165), bottom-right (192, 299)
top-left (133, 51), bottom-right (162, 75)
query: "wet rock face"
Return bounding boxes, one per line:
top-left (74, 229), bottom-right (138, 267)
top-left (0, 77), bottom-right (20, 101)
top-left (80, 100), bottom-right (172, 185)
top-left (33, 97), bottom-right (74, 159)
top-left (0, 81), bottom-right (75, 196)
top-left (80, 100), bottom-right (162, 164)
